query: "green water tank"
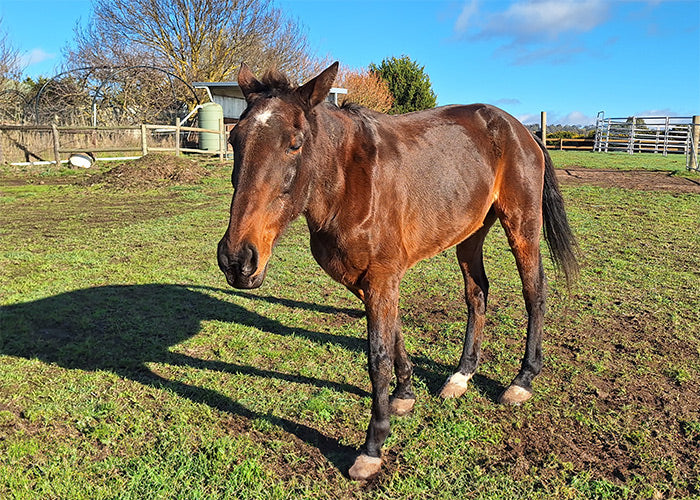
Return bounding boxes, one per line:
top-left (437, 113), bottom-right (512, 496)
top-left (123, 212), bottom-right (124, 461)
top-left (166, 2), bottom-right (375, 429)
top-left (198, 102), bottom-right (223, 151)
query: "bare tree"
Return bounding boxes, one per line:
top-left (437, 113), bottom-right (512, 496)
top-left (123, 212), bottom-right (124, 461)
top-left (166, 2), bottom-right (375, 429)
top-left (65, 0), bottom-right (315, 84)
top-left (0, 17), bottom-right (21, 83)
top-left (0, 18), bottom-right (25, 122)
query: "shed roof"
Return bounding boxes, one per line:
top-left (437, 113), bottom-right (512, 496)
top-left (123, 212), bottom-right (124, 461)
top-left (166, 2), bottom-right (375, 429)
top-left (192, 82), bottom-right (347, 99)
top-left (192, 81), bottom-right (348, 120)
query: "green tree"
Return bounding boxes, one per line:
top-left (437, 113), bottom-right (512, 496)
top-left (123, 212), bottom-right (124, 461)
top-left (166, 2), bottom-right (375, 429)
top-left (369, 55), bottom-right (436, 115)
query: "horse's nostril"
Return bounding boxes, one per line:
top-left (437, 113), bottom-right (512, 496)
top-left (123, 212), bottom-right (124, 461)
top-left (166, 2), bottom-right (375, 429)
top-left (217, 240), bottom-right (231, 270)
top-left (240, 243), bottom-right (259, 277)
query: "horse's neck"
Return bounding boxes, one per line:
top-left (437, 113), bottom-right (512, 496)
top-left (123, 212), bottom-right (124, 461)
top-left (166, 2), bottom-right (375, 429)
top-left (304, 107), bottom-right (376, 234)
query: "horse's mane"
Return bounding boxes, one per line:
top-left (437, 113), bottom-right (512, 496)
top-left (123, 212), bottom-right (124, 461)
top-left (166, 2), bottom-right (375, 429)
top-left (339, 101), bottom-right (365, 114)
top-left (254, 69), bottom-right (379, 126)
top-left (339, 101), bottom-right (382, 126)
top-left (259, 69), bottom-right (294, 93)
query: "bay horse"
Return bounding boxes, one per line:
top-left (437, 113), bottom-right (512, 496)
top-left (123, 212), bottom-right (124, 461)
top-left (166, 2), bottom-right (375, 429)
top-left (217, 62), bottom-right (578, 480)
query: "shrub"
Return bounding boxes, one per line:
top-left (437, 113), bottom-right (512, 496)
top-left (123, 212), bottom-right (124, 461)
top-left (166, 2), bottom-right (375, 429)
top-left (369, 55), bottom-right (437, 114)
top-left (337, 68), bottom-right (394, 113)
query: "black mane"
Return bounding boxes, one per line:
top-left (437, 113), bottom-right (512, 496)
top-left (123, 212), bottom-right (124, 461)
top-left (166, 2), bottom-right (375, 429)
top-left (246, 68), bottom-right (377, 124)
top-left (259, 69), bottom-right (294, 93)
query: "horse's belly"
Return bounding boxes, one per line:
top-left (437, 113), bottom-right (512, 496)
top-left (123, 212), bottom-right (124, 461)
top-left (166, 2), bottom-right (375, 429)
top-left (400, 184), bottom-right (495, 266)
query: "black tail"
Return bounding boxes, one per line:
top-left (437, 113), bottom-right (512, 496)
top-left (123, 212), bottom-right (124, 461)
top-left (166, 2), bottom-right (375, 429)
top-left (535, 136), bottom-right (579, 286)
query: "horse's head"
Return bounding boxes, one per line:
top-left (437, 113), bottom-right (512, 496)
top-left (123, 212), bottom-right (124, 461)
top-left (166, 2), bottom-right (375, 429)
top-left (218, 62), bottom-right (339, 289)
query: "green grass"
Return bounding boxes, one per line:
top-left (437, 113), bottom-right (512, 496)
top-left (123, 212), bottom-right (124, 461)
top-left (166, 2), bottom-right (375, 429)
top-left (1, 155), bottom-right (699, 498)
top-left (549, 149), bottom-right (699, 176)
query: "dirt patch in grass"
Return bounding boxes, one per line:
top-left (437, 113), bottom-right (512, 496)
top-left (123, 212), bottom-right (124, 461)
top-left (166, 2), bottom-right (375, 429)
top-left (499, 344), bottom-right (700, 489)
top-left (84, 154), bottom-right (211, 189)
top-left (399, 274), bottom-right (700, 492)
top-left (1, 192), bottom-right (183, 243)
top-left (556, 167), bottom-right (700, 193)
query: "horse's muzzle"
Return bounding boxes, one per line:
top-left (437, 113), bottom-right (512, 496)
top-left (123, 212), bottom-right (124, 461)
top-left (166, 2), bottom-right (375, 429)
top-left (217, 239), bottom-right (266, 289)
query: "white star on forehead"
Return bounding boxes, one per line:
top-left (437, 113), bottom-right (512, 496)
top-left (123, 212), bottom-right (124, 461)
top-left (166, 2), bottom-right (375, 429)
top-left (255, 108), bottom-right (274, 125)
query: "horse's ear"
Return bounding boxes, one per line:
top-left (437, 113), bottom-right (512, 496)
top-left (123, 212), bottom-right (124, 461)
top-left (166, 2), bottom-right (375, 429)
top-left (237, 62), bottom-right (265, 101)
top-left (296, 62), bottom-right (339, 109)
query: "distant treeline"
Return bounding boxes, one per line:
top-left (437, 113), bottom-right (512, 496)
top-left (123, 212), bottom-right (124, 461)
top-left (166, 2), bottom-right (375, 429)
top-left (525, 124), bottom-right (596, 139)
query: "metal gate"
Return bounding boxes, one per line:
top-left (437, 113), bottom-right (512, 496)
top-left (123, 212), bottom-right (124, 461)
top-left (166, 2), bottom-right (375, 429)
top-left (594, 113), bottom-right (691, 154)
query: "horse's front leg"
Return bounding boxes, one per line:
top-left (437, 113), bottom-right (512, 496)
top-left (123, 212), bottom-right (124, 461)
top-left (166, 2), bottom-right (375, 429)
top-left (348, 277), bottom-right (405, 480)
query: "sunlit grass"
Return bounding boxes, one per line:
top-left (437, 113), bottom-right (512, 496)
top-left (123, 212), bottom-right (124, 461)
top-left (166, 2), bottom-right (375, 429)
top-left (1, 157), bottom-right (698, 498)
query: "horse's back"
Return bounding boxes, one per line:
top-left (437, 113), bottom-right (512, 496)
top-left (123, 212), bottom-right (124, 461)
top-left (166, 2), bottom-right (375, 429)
top-left (367, 103), bottom-right (545, 265)
top-left (374, 102), bottom-right (542, 185)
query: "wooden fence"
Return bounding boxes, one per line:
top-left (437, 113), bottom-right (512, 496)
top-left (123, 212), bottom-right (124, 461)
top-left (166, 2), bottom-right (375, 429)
top-left (0, 117), bottom-right (228, 165)
top-left (545, 137), bottom-right (594, 151)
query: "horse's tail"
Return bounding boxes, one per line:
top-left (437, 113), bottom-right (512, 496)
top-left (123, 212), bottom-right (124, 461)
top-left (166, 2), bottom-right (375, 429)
top-left (535, 135), bottom-right (579, 286)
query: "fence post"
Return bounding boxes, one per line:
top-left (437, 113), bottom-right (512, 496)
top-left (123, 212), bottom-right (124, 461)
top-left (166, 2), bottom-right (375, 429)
top-left (219, 115), bottom-right (225, 162)
top-left (691, 116), bottom-right (700, 171)
top-left (175, 117), bottom-right (181, 157)
top-left (540, 111), bottom-right (547, 148)
top-left (51, 124), bottom-right (61, 165)
top-left (628, 117), bottom-right (636, 154)
top-left (141, 124), bottom-right (148, 156)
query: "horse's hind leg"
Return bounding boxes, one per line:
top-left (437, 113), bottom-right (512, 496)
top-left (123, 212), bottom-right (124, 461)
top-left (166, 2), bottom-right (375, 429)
top-left (440, 209), bottom-right (497, 399)
top-left (497, 203), bottom-right (547, 405)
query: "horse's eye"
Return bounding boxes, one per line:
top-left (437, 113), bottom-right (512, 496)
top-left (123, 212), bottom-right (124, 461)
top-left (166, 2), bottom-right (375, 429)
top-left (286, 143), bottom-right (302, 154)
top-left (286, 133), bottom-right (304, 155)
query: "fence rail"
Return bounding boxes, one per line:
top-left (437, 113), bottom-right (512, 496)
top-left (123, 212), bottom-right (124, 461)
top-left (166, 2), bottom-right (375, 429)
top-left (0, 118), bottom-right (228, 166)
top-left (536, 111), bottom-right (700, 169)
top-left (545, 137), bottom-right (594, 151)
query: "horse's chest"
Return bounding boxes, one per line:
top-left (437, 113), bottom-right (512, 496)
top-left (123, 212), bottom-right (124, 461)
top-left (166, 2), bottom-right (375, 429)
top-left (309, 232), bottom-right (369, 289)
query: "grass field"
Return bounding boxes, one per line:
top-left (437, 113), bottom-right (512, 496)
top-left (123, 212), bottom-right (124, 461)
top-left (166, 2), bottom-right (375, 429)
top-left (1, 152), bottom-right (699, 498)
top-left (548, 150), bottom-right (699, 176)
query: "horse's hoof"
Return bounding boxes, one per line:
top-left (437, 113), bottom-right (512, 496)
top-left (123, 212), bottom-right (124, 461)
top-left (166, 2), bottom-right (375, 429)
top-left (499, 385), bottom-right (533, 405)
top-left (390, 397), bottom-right (416, 416)
top-left (348, 454), bottom-right (382, 480)
top-left (439, 372), bottom-right (472, 399)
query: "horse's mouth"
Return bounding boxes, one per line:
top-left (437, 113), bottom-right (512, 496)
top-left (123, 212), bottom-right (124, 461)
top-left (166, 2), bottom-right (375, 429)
top-left (217, 238), bottom-right (269, 289)
top-left (221, 266), bottom-right (267, 289)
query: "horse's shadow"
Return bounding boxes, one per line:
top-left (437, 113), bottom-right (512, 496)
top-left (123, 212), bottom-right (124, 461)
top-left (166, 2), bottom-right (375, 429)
top-left (0, 283), bottom-right (503, 473)
top-left (1, 284), bottom-right (367, 469)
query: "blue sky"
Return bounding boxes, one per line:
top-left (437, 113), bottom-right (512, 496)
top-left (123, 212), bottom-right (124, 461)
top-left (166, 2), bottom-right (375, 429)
top-left (1, 0), bottom-right (698, 125)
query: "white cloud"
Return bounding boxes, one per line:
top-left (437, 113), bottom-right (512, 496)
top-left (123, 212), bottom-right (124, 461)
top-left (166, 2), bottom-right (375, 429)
top-left (455, 0), bottom-right (479, 34)
top-left (454, 0), bottom-right (611, 65)
top-left (480, 0), bottom-right (609, 42)
top-left (493, 97), bottom-right (521, 106)
top-left (518, 111), bottom-right (596, 126)
top-left (634, 108), bottom-right (684, 118)
top-left (20, 48), bottom-right (55, 67)
top-left (517, 113), bottom-right (540, 125)
top-left (559, 111), bottom-right (596, 126)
